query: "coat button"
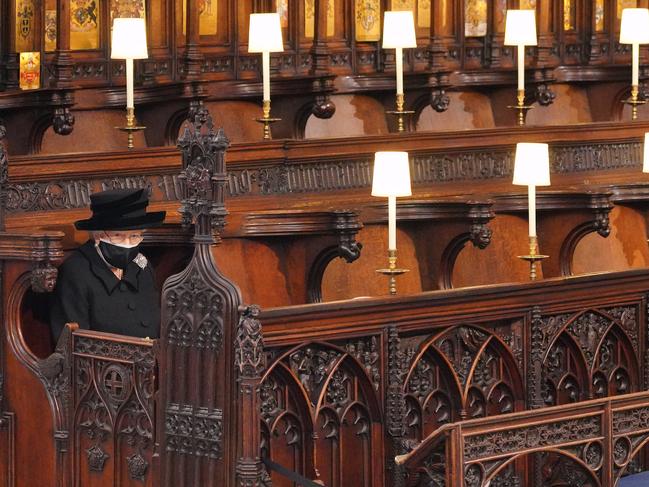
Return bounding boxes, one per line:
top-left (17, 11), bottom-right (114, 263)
top-left (128, 302), bottom-right (136, 310)
top-left (140, 320), bottom-right (149, 328)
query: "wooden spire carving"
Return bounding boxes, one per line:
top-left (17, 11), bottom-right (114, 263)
top-left (159, 111), bottom-right (265, 487)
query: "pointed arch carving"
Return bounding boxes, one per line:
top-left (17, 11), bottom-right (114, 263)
top-left (541, 308), bottom-right (641, 406)
top-left (403, 324), bottom-right (523, 440)
top-left (260, 341), bottom-right (383, 486)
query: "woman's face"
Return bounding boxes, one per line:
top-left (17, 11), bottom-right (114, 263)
top-left (99, 230), bottom-right (144, 247)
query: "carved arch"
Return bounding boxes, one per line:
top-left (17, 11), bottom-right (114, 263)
top-left (542, 308), bottom-right (639, 404)
top-left (615, 436), bottom-right (649, 483)
top-left (438, 233), bottom-right (474, 290)
top-left (591, 323), bottom-right (639, 398)
top-left (5, 272), bottom-right (71, 428)
top-left (295, 100), bottom-right (318, 139)
top-left (306, 241), bottom-right (362, 303)
top-left (28, 113), bottom-right (53, 154)
top-left (261, 341), bottom-right (383, 485)
top-left (543, 333), bottom-right (590, 405)
top-left (560, 220), bottom-right (609, 276)
top-left (411, 92), bottom-right (434, 129)
top-left (405, 325), bottom-right (523, 424)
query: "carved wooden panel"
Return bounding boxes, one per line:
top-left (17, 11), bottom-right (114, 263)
top-left (401, 390), bottom-right (649, 487)
top-left (401, 323), bottom-right (524, 442)
top-left (261, 340), bottom-right (383, 487)
top-left (538, 307), bottom-right (640, 407)
top-left (72, 333), bottom-right (156, 487)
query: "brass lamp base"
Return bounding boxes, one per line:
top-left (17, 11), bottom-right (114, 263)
top-left (116, 107), bottom-right (145, 150)
top-left (623, 85), bottom-right (646, 121)
top-left (507, 89), bottom-right (534, 126)
top-left (255, 100), bottom-right (281, 140)
top-left (517, 236), bottom-right (548, 281)
top-left (376, 249), bottom-right (409, 295)
top-left (386, 93), bottom-right (415, 133)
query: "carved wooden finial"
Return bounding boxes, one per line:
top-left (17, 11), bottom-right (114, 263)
top-left (177, 111), bottom-right (230, 239)
top-left (0, 120), bottom-right (8, 231)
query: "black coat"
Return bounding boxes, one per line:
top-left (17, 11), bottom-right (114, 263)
top-left (50, 240), bottom-right (160, 341)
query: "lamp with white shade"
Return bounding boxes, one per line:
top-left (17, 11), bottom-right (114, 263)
top-left (372, 151), bottom-right (412, 294)
top-left (248, 13), bottom-right (284, 139)
top-left (504, 10), bottom-right (537, 126)
top-left (382, 11), bottom-right (417, 132)
top-left (620, 8), bottom-right (649, 120)
top-left (512, 142), bottom-right (551, 280)
top-left (111, 18), bottom-right (148, 149)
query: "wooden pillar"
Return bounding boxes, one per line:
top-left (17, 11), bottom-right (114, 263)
top-left (0, 0), bottom-right (6, 89)
top-left (311, 0), bottom-right (330, 74)
top-left (234, 306), bottom-right (265, 487)
top-left (181, 0), bottom-right (203, 80)
top-left (51, 0), bottom-right (73, 88)
top-left (535, 0), bottom-right (556, 67)
top-left (2, 0), bottom-right (19, 89)
top-left (429, 0), bottom-right (459, 70)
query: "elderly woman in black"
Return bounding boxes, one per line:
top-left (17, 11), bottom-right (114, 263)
top-left (50, 188), bottom-right (165, 340)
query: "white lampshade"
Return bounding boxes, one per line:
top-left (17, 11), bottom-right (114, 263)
top-left (372, 152), bottom-right (412, 197)
top-left (382, 11), bottom-right (417, 49)
top-left (504, 10), bottom-right (537, 46)
top-left (111, 18), bottom-right (148, 59)
top-left (248, 13), bottom-right (284, 53)
top-left (620, 8), bottom-right (649, 44)
top-left (512, 143), bottom-right (551, 186)
top-left (643, 133), bottom-right (649, 173)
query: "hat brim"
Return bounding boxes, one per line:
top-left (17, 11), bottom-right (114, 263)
top-left (75, 211), bottom-right (166, 231)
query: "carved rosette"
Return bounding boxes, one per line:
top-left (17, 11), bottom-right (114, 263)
top-left (86, 444), bottom-right (110, 472)
top-left (127, 452), bottom-right (148, 481)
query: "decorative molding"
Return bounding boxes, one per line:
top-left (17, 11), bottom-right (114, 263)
top-left (74, 334), bottom-right (155, 364)
top-left (463, 416), bottom-right (601, 461)
top-left (3, 141), bottom-right (645, 214)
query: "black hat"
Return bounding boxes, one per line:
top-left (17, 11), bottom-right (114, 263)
top-left (75, 188), bottom-right (166, 231)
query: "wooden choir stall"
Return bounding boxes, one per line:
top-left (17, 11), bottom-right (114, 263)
top-left (0, 114), bottom-right (648, 486)
top-left (6, 0), bottom-right (649, 486)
